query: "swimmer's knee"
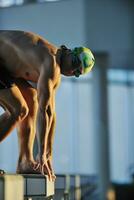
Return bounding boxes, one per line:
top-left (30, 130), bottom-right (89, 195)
top-left (12, 103), bottom-right (29, 121)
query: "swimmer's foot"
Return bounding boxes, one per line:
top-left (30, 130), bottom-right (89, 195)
top-left (16, 159), bottom-right (40, 174)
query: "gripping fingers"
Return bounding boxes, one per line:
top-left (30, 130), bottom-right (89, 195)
top-left (41, 163), bottom-right (52, 181)
top-left (33, 162), bottom-right (40, 171)
top-left (47, 160), bottom-right (56, 181)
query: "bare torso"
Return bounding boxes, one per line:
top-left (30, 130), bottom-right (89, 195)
top-left (0, 30), bottom-right (63, 179)
top-left (0, 30), bottom-right (61, 85)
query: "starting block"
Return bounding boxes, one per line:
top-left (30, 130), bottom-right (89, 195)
top-left (55, 175), bottom-right (81, 200)
top-left (23, 174), bottom-right (54, 199)
top-left (0, 174), bottom-right (55, 200)
top-left (0, 174), bottom-right (24, 200)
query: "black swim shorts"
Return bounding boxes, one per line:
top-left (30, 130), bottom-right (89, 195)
top-left (0, 67), bottom-right (15, 89)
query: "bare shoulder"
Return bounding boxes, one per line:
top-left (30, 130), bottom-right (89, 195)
top-left (0, 30), bottom-right (57, 52)
top-left (0, 30), bottom-right (58, 61)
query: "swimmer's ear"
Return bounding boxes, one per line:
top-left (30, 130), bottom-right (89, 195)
top-left (60, 45), bottom-right (68, 50)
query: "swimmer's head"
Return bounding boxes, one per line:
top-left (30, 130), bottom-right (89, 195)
top-left (60, 45), bottom-right (95, 77)
top-left (72, 47), bottom-right (95, 77)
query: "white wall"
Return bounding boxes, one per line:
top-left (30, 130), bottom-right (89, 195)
top-left (85, 0), bottom-right (134, 68)
top-left (1, 0), bottom-right (133, 68)
top-left (54, 77), bottom-right (95, 174)
top-left (0, 0), bottom-right (86, 47)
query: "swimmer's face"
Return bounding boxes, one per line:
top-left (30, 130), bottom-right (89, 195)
top-left (60, 46), bottom-right (82, 77)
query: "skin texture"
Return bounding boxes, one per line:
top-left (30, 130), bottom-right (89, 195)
top-left (0, 30), bottom-right (81, 181)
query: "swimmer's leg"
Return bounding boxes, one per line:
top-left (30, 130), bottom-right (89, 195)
top-left (0, 85), bottom-right (29, 142)
top-left (15, 80), bottom-right (40, 174)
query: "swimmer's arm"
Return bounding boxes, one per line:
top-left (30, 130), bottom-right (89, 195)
top-left (36, 65), bottom-right (53, 161)
top-left (47, 98), bottom-right (56, 160)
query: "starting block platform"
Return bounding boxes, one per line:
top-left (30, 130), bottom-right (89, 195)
top-left (23, 174), bottom-right (54, 200)
top-left (0, 174), bottom-right (98, 200)
top-left (55, 174), bottom-right (98, 200)
top-left (0, 174), bottom-right (54, 200)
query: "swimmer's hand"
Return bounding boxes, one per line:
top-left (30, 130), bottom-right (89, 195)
top-left (47, 158), bottom-right (56, 181)
top-left (36, 154), bottom-right (52, 181)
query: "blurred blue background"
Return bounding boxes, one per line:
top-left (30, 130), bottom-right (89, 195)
top-left (0, 0), bottom-right (134, 199)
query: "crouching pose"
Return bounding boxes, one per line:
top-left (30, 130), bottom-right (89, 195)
top-left (0, 30), bottom-right (94, 181)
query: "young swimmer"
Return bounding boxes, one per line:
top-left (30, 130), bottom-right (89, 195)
top-left (0, 30), bottom-right (95, 181)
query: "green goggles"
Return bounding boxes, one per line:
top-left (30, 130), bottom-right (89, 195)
top-left (72, 53), bottom-right (82, 77)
